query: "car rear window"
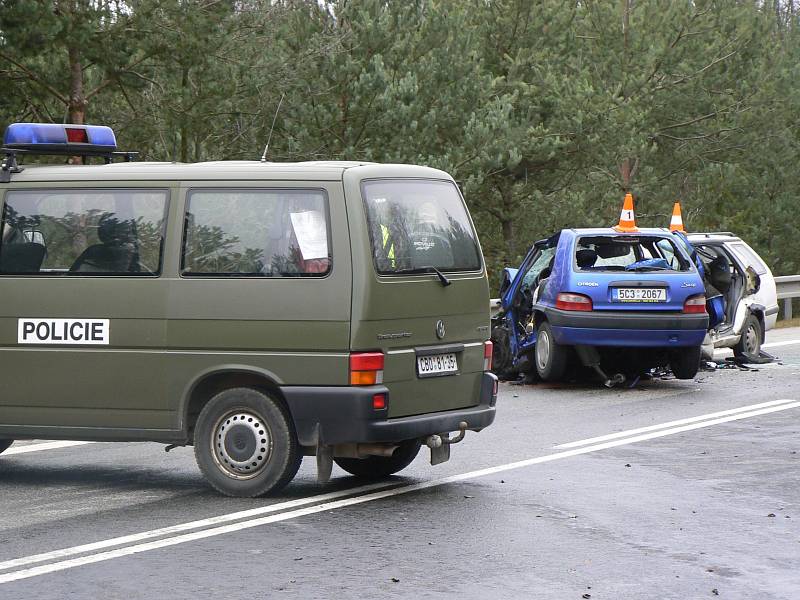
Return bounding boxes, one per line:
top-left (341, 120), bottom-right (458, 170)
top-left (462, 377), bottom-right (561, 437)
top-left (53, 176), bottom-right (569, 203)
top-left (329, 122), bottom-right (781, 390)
top-left (575, 235), bottom-right (691, 272)
top-left (361, 179), bottom-right (481, 274)
top-left (728, 242), bottom-right (768, 275)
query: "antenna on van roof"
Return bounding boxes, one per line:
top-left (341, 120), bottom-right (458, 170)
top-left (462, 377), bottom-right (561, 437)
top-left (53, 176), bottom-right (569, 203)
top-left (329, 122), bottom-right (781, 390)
top-left (260, 93), bottom-right (285, 163)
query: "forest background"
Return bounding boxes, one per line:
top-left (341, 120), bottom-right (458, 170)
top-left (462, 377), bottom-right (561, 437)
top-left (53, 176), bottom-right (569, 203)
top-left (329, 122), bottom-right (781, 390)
top-left (1, 0), bottom-right (799, 292)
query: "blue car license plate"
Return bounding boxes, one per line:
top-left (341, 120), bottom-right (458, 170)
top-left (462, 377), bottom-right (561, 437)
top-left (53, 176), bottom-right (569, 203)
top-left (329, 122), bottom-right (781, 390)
top-left (613, 287), bottom-right (666, 302)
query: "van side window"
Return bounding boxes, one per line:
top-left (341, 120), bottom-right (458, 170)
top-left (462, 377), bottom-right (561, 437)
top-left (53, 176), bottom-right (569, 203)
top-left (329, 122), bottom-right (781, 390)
top-left (0, 189), bottom-right (168, 275)
top-left (182, 189), bottom-right (330, 277)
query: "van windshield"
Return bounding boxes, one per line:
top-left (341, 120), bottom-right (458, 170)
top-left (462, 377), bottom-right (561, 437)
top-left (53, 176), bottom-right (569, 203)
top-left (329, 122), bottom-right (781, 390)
top-left (362, 179), bottom-right (481, 274)
top-left (575, 235), bottom-right (691, 272)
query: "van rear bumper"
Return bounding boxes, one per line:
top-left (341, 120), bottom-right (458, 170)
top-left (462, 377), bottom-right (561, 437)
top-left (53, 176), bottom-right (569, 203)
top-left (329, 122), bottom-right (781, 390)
top-left (282, 372), bottom-right (498, 446)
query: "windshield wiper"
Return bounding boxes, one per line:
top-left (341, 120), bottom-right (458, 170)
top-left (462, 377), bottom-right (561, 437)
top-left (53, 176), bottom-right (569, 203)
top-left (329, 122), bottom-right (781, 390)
top-left (393, 266), bottom-right (451, 286)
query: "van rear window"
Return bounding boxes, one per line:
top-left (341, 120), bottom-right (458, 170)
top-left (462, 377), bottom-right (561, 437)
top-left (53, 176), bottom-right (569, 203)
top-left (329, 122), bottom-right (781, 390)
top-left (182, 189), bottom-right (330, 277)
top-left (362, 179), bottom-right (481, 274)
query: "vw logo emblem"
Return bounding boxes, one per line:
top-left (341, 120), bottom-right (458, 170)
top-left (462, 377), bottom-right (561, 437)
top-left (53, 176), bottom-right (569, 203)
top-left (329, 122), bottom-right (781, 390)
top-left (435, 319), bottom-right (446, 340)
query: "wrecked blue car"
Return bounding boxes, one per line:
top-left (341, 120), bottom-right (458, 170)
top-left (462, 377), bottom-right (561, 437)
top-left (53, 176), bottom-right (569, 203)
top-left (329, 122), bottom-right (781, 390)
top-left (491, 228), bottom-right (709, 384)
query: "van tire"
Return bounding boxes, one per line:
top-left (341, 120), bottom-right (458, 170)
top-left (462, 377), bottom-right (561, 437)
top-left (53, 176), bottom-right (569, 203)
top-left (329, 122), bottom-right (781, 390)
top-left (334, 440), bottom-right (421, 479)
top-left (194, 387), bottom-right (301, 497)
top-left (0, 439), bottom-right (13, 455)
top-left (733, 314), bottom-right (762, 357)
top-left (534, 321), bottom-right (568, 381)
top-left (669, 346), bottom-right (701, 379)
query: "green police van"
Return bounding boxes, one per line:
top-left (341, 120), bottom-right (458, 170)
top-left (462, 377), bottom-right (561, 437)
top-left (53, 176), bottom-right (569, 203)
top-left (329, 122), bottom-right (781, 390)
top-left (0, 123), bottom-right (497, 496)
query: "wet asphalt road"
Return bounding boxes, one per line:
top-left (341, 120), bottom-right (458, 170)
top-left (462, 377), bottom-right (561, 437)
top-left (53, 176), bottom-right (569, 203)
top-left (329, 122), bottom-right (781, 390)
top-left (1, 328), bottom-right (799, 599)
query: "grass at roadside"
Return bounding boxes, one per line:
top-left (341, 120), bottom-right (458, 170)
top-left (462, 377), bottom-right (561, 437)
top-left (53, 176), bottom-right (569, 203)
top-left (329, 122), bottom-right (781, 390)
top-left (777, 318), bottom-right (800, 329)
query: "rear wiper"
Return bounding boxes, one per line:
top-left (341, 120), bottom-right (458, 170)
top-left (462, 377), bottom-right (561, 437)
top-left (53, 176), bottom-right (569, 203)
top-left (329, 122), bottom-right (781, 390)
top-left (393, 266), bottom-right (451, 286)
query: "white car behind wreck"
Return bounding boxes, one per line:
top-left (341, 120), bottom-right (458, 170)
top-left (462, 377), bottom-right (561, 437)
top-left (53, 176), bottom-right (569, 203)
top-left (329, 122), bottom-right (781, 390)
top-left (687, 232), bottom-right (779, 358)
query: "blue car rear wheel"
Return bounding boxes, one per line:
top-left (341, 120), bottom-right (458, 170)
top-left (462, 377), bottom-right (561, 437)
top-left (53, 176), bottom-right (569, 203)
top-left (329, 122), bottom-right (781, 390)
top-left (535, 321), bottom-right (568, 381)
top-left (669, 345), bottom-right (701, 379)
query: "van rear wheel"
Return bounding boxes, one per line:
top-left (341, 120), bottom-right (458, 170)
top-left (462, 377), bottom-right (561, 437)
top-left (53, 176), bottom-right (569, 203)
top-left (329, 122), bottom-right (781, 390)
top-left (0, 439), bottom-right (13, 455)
top-left (334, 440), bottom-right (421, 479)
top-left (194, 387), bottom-right (301, 497)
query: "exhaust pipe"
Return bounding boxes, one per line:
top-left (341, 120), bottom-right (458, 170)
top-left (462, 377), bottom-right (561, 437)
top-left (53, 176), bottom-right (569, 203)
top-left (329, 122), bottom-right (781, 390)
top-left (355, 443), bottom-right (398, 458)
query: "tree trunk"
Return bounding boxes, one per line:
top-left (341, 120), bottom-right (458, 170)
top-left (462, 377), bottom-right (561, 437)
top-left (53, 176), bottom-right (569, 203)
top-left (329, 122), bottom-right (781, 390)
top-left (619, 157), bottom-right (638, 192)
top-left (501, 218), bottom-right (515, 261)
top-left (67, 44), bottom-right (86, 165)
top-left (180, 67), bottom-right (189, 163)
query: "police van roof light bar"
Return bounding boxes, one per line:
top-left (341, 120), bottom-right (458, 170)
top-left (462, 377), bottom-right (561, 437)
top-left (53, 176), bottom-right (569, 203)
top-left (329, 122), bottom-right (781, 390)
top-left (1, 123), bottom-right (138, 182)
top-left (4, 122), bottom-right (118, 151)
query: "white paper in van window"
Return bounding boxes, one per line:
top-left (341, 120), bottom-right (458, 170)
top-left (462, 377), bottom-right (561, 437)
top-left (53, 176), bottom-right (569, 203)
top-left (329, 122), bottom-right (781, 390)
top-left (290, 210), bottom-right (328, 260)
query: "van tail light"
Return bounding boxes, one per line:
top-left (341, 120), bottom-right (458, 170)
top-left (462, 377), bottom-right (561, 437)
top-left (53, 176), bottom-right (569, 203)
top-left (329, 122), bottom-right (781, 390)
top-left (683, 294), bottom-right (707, 314)
top-left (556, 292), bottom-right (593, 312)
top-left (483, 340), bottom-right (493, 371)
top-left (350, 352), bottom-right (384, 385)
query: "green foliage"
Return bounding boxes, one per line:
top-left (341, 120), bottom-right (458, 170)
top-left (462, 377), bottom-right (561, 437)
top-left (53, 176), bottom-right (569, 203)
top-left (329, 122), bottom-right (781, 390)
top-left (1, 0), bottom-right (798, 284)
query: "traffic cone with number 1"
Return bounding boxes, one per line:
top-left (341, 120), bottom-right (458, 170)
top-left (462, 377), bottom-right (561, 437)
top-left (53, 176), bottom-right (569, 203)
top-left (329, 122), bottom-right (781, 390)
top-left (669, 202), bottom-right (686, 233)
top-left (613, 192), bottom-right (638, 232)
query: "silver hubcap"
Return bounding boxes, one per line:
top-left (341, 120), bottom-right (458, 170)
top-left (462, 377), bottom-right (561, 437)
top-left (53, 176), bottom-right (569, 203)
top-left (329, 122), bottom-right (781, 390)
top-left (212, 411), bottom-right (272, 480)
top-left (744, 324), bottom-right (759, 354)
top-left (536, 330), bottom-right (551, 371)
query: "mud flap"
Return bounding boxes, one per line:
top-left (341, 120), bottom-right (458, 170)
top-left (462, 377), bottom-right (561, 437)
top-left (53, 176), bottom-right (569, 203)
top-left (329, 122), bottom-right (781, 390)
top-left (700, 333), bottom-right (715, 361)
top-left (316, 444), bottom-right (333, 483)
top-left (430, 433), bottom-right (451, 466)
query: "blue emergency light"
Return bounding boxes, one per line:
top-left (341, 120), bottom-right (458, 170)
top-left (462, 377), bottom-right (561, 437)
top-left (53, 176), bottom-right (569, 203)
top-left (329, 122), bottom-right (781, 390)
top-left (2, 122), bottom-right (136, 182)
top-left (3, 122), bottom-right (117, 152)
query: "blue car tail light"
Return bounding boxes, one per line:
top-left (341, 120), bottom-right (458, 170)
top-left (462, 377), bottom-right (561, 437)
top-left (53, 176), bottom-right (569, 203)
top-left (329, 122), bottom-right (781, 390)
top-left (3, 123), bottom-right (117, 151)
top-left (683, 294), bottom-right (707, 314)
top-left (556, 292), bottom-right (593, 312)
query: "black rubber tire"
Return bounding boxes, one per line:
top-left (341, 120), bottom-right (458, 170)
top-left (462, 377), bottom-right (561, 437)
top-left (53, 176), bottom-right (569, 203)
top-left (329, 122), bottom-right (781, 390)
top-left (0, 439), bottom-right (13, 455)
top-left (194, 387), bottom-right (302, 497)
top-left (534, 321), bottom-right (568, 382)
top-left (490, 323), bottom-right (517, 379)
top-left (669, 345), bottom-right (702, 379)
top-left (733, 314), bottom-right (762, 357)
top-left (334, 440), bottom-right (422, 479)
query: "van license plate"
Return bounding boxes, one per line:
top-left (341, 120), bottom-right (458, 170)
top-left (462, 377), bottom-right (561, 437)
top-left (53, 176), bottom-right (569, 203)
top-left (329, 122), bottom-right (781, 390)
top-left (417, 353), bottom-right (458, 377)
top-left (613, 288), bottom-right (666, 302)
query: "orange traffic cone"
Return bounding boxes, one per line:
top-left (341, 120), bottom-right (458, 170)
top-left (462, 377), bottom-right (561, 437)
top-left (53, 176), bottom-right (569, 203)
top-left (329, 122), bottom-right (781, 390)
top-left (669, 202), bottom-right (685, 232)
top-left (613, 193), bottom-right (638, 232)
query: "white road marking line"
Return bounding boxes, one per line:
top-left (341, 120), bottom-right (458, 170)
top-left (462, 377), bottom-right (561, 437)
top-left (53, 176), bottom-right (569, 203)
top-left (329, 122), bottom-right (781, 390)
top-left (2, 399), bottom-right (798, 585)
top-left (763, 339), bottom-right (800, 349)
top-left (4, 441), bottom-right (95, 456)
top-left (553, 399), bottom-right (795, 449)
top-left (0, 480), bottom-right (395, 572)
